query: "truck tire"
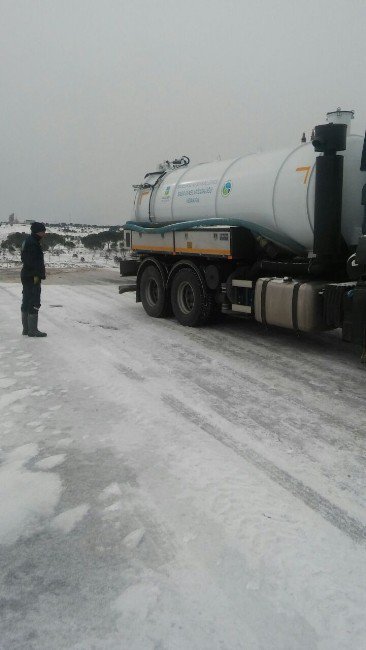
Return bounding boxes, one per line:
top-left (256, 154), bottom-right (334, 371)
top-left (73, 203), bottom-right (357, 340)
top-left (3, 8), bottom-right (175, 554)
top-left (171, 267), bottom-right (214, 326)
top-left (140, 265), bottom-right (170, 318)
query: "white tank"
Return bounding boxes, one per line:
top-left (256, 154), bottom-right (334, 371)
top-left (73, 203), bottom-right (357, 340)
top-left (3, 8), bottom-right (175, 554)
top-left (133, 123), bottom-right (365, 254)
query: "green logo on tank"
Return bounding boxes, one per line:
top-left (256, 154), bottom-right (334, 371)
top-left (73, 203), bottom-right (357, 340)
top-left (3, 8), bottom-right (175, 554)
top-left (221, 180), bottom-right (232, 197)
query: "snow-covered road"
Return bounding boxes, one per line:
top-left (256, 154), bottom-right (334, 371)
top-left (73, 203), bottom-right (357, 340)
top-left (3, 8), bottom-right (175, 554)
top-left (1, 277), bottom-right (365, 649)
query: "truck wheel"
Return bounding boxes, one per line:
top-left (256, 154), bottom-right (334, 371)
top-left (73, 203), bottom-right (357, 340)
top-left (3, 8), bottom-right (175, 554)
top-left (140, 265), bottom-right (170, 318)
top-left (171, 268), bottom-right (214, 326)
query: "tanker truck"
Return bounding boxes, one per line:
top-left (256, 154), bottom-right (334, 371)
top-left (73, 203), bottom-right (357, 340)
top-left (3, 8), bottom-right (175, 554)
top-left (119, 109), bottom-right (366, 360)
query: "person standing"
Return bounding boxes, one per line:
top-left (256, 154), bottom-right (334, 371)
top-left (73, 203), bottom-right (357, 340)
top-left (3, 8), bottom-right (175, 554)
top-left (21, 222), bottom-right (47, 337)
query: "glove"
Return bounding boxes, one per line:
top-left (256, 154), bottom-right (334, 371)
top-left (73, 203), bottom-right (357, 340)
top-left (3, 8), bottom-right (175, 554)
top-left (33, 276), bottom-right (40, 285)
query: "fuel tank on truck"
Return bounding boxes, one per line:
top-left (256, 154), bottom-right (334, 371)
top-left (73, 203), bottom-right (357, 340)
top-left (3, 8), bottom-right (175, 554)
top-left (133, 112), bottom-right (365, 255)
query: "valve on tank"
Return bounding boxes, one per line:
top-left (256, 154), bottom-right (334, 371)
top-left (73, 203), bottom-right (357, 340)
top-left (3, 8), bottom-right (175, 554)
top-left (157, 156), bottom-right (190, 171)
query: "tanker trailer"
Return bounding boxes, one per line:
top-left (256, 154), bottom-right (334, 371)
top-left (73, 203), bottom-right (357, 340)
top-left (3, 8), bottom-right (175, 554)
top-left (120, 109), bottom-right (366, 360)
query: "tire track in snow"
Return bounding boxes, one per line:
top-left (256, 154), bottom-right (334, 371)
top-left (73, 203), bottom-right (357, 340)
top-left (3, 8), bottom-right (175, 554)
top-left (179, 327), bottom-right (366, 407)
top-left (71, 284), bottom-right (365, 403)
top-left (163, 394), bottom-right (366, 545)
top-left (151, 337), bottom-right (365, 448)
top-left (151, 345), bottom-right (365, 512)
top-left (180, 365), bottom-right (365, 456)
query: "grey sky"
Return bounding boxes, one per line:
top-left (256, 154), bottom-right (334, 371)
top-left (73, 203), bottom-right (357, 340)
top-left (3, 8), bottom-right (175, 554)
top-left (1, 0), bottom-right (365, 225)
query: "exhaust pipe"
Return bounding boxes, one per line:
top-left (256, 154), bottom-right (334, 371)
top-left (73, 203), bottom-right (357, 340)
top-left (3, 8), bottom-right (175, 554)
top-left (312, 122), bottom-right (347, 260)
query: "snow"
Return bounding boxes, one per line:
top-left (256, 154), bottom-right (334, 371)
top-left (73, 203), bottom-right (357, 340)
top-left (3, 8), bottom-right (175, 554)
top-left (35, 454), bottom-right (66, 470)
top-left (0, 444), bottom-right (62, 545)
top-left (0, 273), bottom-right (365, 649)
top-left (0, 222), bottom-right (123, 271)
top-left (0, 387), bottom-right (33, 409)
top-left (123, 528), bottom-right (146, 548)
top-left (0, 377), bottom-right (17, 388)
top-left (99, 482), bottom-right (122, 500)
top-left (51, 504), bottom-right (90, 533)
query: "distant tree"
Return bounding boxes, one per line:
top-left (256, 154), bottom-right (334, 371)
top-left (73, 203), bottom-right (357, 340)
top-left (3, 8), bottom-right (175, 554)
top-left (2, 232), bottom-right (27, 249)
top-left (8, 213), bottom-right (14, 226)
top-left (100, 230), bottom-right (123, 250)
top-left (42, 233), bottom-right (67, 251)
top-left (81, 230), bottom-right (123, 251)
top-left (82, 233), bottom-right (102, 250)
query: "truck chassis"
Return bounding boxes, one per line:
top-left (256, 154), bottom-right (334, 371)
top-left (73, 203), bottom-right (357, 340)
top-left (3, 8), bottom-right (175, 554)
top-left (119, 224), bottom-right (366, 361)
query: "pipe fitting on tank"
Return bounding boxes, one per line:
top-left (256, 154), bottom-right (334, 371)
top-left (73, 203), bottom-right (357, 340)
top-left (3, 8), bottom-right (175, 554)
top-left (326, 108), bottom-right (354, 135)
top-left (312, 123), bottom-right (347, 155)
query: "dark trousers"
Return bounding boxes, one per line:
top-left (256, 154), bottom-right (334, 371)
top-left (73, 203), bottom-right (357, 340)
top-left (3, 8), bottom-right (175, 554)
top-left (21, 282), bottom-right (41, 315)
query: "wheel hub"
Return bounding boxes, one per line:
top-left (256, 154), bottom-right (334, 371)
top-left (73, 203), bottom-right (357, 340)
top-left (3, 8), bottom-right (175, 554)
top-left (146, 279), bottom-right (159, 306)
top-left (177, 281), bottom-right (195, 314)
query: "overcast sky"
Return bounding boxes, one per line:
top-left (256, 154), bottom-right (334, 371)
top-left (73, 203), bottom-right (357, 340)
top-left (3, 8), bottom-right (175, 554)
top-left (1, 0), bottom-right (366, 225)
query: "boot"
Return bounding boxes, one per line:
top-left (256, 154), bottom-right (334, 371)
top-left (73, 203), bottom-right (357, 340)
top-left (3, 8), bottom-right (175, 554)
top-left (21, 311), bottom-right (28, 335)
top-left (28, 313), bottom-right (47, 338)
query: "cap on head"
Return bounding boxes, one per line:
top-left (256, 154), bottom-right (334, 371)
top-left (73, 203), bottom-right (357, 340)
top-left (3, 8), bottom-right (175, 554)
top-left (31, 221), bottom-right (46, 234)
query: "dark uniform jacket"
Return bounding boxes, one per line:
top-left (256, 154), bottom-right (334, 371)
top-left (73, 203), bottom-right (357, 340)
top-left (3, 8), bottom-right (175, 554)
top-left (21, 234), bottom-right (46, 283)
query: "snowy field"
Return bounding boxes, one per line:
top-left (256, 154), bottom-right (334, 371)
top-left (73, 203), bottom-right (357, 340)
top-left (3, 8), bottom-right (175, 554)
top-left (1, 273), bottom-right (366, 649)
top-left (0, 222), bottom-right (122, 270)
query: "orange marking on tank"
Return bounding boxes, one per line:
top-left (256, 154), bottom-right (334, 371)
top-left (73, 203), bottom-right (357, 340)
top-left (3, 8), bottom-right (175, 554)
top-left (132, 245), bottom-right (174, 252)
top-left (175, 247), bottom-right (231, 256)
top-left (296, 166), bottom-right (311, 184)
